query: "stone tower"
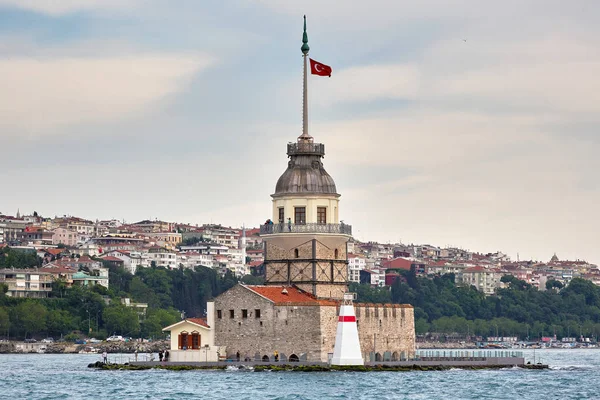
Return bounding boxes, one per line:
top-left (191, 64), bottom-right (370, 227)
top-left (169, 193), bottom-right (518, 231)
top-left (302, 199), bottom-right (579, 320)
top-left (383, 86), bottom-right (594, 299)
top-left (259, 16), bottom-right (351, 300)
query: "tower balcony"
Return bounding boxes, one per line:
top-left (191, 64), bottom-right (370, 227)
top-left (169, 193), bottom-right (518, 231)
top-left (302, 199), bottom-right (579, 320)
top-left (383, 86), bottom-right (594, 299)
top-left (260, 222), bottom-right (352, 236)
top-left (287, 142), bottom-right (325, 156)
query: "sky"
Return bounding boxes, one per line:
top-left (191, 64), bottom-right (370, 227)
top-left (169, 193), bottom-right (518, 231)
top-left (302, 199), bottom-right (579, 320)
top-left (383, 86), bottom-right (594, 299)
top-left (0, 0), bottom-right (599, 264)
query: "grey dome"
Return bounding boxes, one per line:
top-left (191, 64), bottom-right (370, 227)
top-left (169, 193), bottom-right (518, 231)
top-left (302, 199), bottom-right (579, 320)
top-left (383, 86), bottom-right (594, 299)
top-left (273, 141), bottom-right (338, 196)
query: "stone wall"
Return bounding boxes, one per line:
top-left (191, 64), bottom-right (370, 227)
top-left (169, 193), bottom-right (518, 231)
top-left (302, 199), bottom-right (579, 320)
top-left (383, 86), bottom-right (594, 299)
top-left (264, 236), bottom-right (348, 298)
top-left (355, 304), bottom-right (416, 361)
top-left (213, 285), bottom-right (331, 361)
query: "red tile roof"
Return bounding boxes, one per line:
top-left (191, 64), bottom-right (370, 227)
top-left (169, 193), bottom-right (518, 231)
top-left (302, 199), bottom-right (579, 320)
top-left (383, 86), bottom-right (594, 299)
top-left (101, 256), bottom-right (124, 262)
top-left (245, 285), bottom-right (337, 306)
top-left (40, 266), bottom-right (77, 274)
top-left (248, 261), bottom-right (263, 267)
top-left (187, 318), bottom-right (210, 328)
top-left (381, 257), bottom-right (414, 270)
top-left (46, 248), bottom-right (64, 256)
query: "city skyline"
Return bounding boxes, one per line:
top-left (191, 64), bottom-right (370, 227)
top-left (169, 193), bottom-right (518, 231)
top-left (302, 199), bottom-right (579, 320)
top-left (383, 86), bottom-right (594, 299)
top-left (1, 1), bottom-right (598, 264)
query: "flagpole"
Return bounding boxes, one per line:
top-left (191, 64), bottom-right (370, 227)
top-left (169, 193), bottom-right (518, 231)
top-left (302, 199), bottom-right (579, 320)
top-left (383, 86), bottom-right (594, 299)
top-left (301, 15), bottom-right (310, 139)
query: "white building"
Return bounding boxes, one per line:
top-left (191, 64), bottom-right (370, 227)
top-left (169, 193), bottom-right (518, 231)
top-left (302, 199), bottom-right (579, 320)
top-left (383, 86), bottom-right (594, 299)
top-left (348, 253), bottom-right (367, 283)
top-left (460, 266), bottom-right (505, 295)
top-left (101, 250), bottom-right (146, 274)
top-left (178, 252), bottom-right (213, 269)
top-left (147, 247), bottom-right (178, 269)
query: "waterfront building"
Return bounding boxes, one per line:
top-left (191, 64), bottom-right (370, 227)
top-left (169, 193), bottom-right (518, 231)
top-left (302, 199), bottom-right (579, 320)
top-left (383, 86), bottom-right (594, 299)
top-left (162, 303), bottom-right (225, 362)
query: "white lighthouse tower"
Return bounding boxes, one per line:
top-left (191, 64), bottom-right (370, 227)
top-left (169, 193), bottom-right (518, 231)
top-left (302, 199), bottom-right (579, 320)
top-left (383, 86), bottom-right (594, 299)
top-left (331, 293), bottom-right (364, 365)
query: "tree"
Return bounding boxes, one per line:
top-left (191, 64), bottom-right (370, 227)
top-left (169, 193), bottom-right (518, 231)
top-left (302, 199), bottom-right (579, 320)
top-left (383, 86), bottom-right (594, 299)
top-left (240, 274), bottom-right (265, 285)
top-left (0, 307), bottom-right (10, 337)
top-left (546, 279), bottom-right (564, 291)
top-left (46, 309), bottom-right (76, 337)
top-left (141, 309), bottom-right (179, 339)
top-left (14, 301), bottom-right (47, 338)
top-left (103, 305), bottom-right (140, 336)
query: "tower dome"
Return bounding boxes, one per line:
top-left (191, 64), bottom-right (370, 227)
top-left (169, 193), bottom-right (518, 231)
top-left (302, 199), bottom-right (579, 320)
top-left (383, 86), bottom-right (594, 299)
top-left (274, 137), bottom-right (338, 196)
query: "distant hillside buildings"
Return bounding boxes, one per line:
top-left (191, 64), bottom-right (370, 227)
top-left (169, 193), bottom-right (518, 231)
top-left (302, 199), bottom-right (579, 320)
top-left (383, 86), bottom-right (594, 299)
top-left (1, 207), bottom-right (598, 299)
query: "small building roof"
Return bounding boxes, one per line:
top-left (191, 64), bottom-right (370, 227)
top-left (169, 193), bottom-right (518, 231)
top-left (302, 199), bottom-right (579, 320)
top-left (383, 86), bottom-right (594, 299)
top-left (162, 318), bottom-right (210, 331)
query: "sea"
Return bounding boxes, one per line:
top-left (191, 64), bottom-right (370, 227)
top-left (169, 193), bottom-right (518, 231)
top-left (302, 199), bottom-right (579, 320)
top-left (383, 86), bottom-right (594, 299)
top-left (0, 349), bottom-right (597, 399)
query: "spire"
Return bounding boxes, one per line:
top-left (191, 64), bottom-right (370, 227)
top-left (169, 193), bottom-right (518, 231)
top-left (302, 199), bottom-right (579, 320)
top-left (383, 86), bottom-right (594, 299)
top-left (299, 15), bottom-right (312, 142)
top-left (16, 208), bottom-right (20, 219)
top-left (301, 15), bottom-right (310, 54)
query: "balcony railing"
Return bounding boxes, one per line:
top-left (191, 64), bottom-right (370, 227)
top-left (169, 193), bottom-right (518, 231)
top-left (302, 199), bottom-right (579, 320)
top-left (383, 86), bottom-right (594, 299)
top-left (260, 222), bottom-right (352, 235)
top-left (287, 142), bottom-right (325, 156)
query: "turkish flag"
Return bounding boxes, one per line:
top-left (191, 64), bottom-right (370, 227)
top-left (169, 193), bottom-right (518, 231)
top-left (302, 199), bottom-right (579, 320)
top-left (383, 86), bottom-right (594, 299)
top-left (310, 58), bottom-right (332, 77)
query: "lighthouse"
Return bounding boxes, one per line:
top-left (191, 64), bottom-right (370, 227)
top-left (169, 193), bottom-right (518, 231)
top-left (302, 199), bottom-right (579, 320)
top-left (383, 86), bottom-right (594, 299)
top-left (331, 293), bottom-right (364, 365)
top-left (259, 16), bottom-right (351, 300)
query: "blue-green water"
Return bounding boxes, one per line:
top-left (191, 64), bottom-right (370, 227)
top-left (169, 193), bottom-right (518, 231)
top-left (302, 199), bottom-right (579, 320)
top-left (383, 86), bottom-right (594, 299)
top-left (0, 349), bottom-right (597, 399)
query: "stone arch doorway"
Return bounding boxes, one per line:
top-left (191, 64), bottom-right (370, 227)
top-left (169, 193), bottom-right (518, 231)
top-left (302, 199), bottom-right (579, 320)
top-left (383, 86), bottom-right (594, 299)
top-left (375, 352), bottom-right (382, 361)
top-left (289, 354), bottom-right (299, 362)
top-left (262, 355), bottom-right (270, 362)
top-left (391, 351), bottom-right (399, 361)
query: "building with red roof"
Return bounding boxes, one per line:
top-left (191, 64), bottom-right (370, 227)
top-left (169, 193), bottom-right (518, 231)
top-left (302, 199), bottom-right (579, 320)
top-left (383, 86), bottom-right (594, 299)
top-left (213, 284), bottom-right (415, 363)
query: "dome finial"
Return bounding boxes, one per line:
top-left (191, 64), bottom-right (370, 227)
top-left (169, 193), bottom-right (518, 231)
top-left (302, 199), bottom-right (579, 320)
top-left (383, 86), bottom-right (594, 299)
top-left (301, 15), bottom-right (310, 54)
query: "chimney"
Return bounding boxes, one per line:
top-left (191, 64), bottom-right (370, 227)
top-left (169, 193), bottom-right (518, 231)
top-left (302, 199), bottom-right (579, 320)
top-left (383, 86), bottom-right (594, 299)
top-left (281, 287), bottom-right (288, 295)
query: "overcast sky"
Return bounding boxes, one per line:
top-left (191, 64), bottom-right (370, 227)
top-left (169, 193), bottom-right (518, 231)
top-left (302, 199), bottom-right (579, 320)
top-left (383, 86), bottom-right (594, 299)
top-left (0, 1), bottom-right (598, 264)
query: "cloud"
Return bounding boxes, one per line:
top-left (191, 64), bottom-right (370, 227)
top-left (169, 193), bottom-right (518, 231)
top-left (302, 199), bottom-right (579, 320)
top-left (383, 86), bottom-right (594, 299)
top-left (0, 0), bottom-right (140, 15)
top-left (312, 64), bottom-right (420, 106)
top-left (0, 53), bottom-right (214, 136)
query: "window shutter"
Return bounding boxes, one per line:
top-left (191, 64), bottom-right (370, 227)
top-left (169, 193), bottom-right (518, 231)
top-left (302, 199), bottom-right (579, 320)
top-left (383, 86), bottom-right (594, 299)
top-left (178, 334), bottom-right (182, 349)
top-left (187, 335), bottom-right (193, 349)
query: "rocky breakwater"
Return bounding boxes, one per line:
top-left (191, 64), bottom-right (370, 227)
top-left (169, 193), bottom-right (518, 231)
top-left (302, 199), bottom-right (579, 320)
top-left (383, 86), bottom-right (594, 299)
top-left (94, 340), bottom-right (169, 354)
top-left (3, 340), bottom-right (169, 354)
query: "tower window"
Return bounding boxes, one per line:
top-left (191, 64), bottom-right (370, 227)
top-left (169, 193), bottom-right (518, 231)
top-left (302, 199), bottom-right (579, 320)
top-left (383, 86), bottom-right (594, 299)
top-left (278, 207), bottom-right (284, 223)
top-left (217, 310), bottom-right (222, 319)
top-left (334, 249), bottom-right (339, 259)
top-left (294, 248), bottom-right (299, 258)
top-left (255, 309), bottom-right (261, 318)
top-left (294, 207), bottom-right (306, 225)
top-left (242, 309), bottom-right (248, 319)
top-left (317, 207), bottom-right (326, 224)
top-left (229, 310), bottom-right (235, 319)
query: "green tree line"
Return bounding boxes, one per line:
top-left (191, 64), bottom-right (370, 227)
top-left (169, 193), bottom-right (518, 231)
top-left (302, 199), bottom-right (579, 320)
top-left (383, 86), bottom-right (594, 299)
top-left (350, 272), bottom-right (600, 340)
top-left (0, 263), bottom-right (237, 340)
top-left (0, 247), bottom-right (42, 269)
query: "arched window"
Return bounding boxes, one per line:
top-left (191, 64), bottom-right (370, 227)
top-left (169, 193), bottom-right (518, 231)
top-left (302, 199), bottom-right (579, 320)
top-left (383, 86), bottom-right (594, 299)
top-left (262, 355), bottom-right (270, 362)
top-left (178, 331), bottom-right (188, 350)
top-left (191, 331), bottom-right (201, 349)
top-left (334, 249), bottom-right (339, 259)
top-left (294, 249), bottom-right (299, 258)
top-left (289, 354), bottom-right (299, 362)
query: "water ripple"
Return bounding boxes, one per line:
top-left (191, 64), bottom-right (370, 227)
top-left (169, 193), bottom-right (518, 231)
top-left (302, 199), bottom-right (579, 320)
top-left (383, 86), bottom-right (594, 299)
top-left (1, 350), bottom-right (600, 399)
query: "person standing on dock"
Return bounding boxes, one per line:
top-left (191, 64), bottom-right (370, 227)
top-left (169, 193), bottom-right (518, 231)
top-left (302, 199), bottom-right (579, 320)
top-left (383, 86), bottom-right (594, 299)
top-left (102, 351), bottom-right (107, 364)
top-left (159, 350), bottom-right (163, 362)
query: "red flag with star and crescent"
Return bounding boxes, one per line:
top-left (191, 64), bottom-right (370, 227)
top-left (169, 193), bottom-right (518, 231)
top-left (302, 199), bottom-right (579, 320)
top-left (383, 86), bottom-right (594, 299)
top-left (310, 58), bottom-right (332, 77)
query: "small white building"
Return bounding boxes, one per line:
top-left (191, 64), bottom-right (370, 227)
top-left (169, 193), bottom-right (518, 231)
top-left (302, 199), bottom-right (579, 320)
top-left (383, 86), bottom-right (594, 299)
top-left (162, 302), bottom-right (225, 362)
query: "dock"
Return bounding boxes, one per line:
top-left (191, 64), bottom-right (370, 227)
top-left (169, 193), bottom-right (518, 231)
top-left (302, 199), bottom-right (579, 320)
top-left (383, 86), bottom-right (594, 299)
top-left (89, 350), bottom-right (548, 371)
